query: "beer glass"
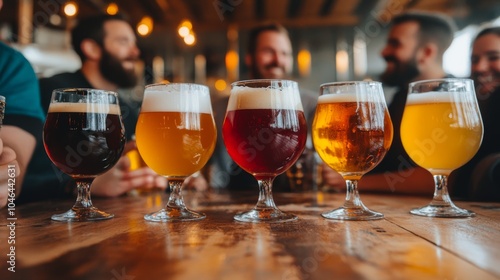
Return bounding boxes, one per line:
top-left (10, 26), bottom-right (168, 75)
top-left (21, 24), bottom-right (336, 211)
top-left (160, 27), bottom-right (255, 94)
top-left (401, 79), bottom-right (483, 217)
top-left (136, 83), bottom-right (216, 222)
top-left (313, 81), bottom-right (393, 220)
top-left (43, 88), bottom-right (126, 221)
top-left (0, 95), bottom-right (5, 129)
top-left (223, 79), bottom-right (307, 223)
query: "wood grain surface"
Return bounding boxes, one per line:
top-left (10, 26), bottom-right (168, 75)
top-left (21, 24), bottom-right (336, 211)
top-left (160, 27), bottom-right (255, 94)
top-left (1, 191), bottom-right (499, 280)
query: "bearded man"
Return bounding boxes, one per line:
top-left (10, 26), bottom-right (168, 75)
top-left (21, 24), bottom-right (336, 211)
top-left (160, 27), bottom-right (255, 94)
top-left (356, 12), bottom-right (457, 194)
top-left (20, 15), bottom-right (167, 203)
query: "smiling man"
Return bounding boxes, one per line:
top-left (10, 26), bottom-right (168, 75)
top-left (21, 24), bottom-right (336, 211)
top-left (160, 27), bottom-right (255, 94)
top-left (20, 14), bottom-right (168, 203)
top-left (356, 12), bottom-right (457, 194)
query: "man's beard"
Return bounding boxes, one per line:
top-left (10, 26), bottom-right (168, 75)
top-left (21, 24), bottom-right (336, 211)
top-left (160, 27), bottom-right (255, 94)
top-left (250, 59), bottom-right (288, 79)
top-left (99, 50), bottom-right (138, 88)
top-left (380, 56), bottom-right (419, 87)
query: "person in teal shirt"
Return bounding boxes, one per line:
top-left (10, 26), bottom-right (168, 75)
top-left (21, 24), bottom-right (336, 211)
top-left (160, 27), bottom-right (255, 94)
top-left (0, 35), bottom-right (45, 208)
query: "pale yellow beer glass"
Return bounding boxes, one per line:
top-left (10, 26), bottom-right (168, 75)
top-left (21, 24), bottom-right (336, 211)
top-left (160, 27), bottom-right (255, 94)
top-left (401, 79), bottom-right (483, 217)
top-left (136, 83), bottom-right (216, 222)
top-left (313, 81), bottom-right (393, 220)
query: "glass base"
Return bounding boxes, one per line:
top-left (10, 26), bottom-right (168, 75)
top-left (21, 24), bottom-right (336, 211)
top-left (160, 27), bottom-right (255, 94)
top-left (322, 206), bottom-right (384, 221)
top-left (144, 207), bottom-right (206, 222)
top-left (234, 208), bottom-right (297, 223)
top-left (410, 205), bottom-right (475, 218)
top-left (51, 207), bottom-right (114, 222)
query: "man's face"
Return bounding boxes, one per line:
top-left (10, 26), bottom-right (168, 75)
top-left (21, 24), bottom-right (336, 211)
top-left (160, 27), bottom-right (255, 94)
top-left (471, 33), bottom-right (500, 96)
top-left (380, 22), bottom-right (421, 87)
top-left (249, 31), bottom-right (293, 79)
top-left (99, 20), bottom-right (140, 88)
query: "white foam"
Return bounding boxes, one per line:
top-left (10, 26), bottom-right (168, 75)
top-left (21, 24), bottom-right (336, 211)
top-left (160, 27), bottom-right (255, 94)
top-left (317, 92), bottom-right (384, 104)
top-left (48, 103), bottom-right (121, 114)
top-left (406, 91), bottom-right (473, 105)
top-left (227, 86), bottom-right (304, 111)
top-left (141, 85), bottom-right (212, 113)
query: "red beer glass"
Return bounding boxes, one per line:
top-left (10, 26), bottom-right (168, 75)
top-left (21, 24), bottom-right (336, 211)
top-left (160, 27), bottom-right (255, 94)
top-left (223, 79), bottom-right (307, 222)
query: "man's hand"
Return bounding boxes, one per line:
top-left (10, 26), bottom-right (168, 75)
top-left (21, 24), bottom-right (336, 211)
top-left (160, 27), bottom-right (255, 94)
top-left (0, 139), bottom-right (19, 208)
top-left (91, 141), bottom-right (167, 197)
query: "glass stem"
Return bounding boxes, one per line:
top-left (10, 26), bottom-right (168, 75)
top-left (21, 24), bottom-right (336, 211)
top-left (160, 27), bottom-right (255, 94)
top-left (255, 178), bottom-right (277, 210)
top-left (166, 179), bottom-right (187, 210)
top-left (429, 175), bottom-right (454, 207)
top-left (72, 180), bottom-right (94, 210)
top-left (343, 179), bottom-right (365, 208)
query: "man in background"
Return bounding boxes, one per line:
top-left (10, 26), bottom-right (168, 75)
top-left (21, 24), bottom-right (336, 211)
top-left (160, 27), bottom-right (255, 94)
top-left (208, 23), bottom-right (340, 190)
top-left (322, 12), bottom-right (457, 194)
top-left (20, 14), bottom-right (168, 202)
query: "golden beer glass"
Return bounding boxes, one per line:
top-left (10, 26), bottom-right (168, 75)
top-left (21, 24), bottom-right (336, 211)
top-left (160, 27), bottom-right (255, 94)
top-left (313, 81), bottom-right (393, 220)
top-left (401, 79), bottom-right (483, 217)
top-left (136, 83), bottom-right (216, 222)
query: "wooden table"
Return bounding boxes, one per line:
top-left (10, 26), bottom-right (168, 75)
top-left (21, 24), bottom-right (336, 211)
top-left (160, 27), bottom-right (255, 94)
top-left (1, 191), bottom-right (499, 280)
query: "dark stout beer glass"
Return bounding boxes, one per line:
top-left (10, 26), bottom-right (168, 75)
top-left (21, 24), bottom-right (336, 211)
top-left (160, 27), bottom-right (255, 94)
top-left (223, 80), bottom-right (307, 223)
top-left (43, 88), bottom-right (125, 222)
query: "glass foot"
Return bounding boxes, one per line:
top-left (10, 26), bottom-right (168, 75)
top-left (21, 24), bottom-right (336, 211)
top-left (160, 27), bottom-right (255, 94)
top-left (410, 205), bottom-right (475, 218)
top-left (144, 207), bottom-right (206, 222)
top-left (51, 207), bottom-right (114, 222)
top-left (322, 206), bottom-right (384, 221)
top-left (234, 208), bottom-right (297, 223)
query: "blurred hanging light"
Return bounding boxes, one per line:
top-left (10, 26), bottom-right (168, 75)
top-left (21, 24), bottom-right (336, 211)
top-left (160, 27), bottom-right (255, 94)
top-left (336, 50), bottom-right (349, 73)
top-left (178, 20), bottom-right (192, 38)
top-left (106, 3), bottom-right (119, 15)
top-left (297, 49), bottom-right (311, 77)
top-left (63, 1), bottom-right (78, 17)
top-left (184, 31), bottom-right (196, 45)
top-left (215, 79), bottom-right (227, 92)
top-left (137, 16), bottom-right (153, 36)
top-left (225, 50), bottom-right (239, 72)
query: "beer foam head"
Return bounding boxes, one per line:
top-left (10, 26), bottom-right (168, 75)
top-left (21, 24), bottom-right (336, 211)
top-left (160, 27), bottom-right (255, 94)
top-left (48, 102), bottom-right (121, 114)
top-left (406, 91), bottom-right (477, 105)
top-left (227, 86), bottom-right (303, 111)
top-left (142, 83), bottom-right (212, 113)
top-left (318, 92), bottom-right (385, 104)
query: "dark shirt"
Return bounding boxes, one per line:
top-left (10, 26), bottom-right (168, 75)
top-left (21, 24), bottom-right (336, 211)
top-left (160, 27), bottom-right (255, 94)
top-left (368, 75), bottom-right (454, 189)
top-left (19, 70), bottom-right (141, 203)
top-left (449, 87), bottom-right (500, 201)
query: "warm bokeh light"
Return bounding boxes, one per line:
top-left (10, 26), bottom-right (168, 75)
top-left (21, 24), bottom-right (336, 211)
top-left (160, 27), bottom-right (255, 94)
top-left (137, 16), bottom-right (153, 36)
top-left (178, 20), bottom-right (193, 38)
top-left (137, 24), bottom-right (150, 36)
top-left (106, 3), bottom-right (119, 15)
top-left (180, 20), bottom-right (192, 30)
top-left (184, 32), bottom-right (196, 45)
top-left (215, 79), bottom-right (227, 92)
top-left (63, 2), bottom-right (78, 17)
top-left (178, 26), bottom-right (190, 37)
top-left (297, 49), bottom-right (311, 77)
top-left (225, 50), bottom-right (239, 72)
top-left (336, 49), bottom-right (349, 74)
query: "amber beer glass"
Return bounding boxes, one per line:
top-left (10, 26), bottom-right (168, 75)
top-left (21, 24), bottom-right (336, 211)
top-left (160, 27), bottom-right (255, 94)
top-left (401, 79), bottom-right (483, 217)
top-left (43, 88), bottom-right (126, 222)
top-left (136, 83), bottom-right (216, 222)
top-left (313, 81), bottom-right (393, 220)
top-left (223, 79), bottom-right (307, 222)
